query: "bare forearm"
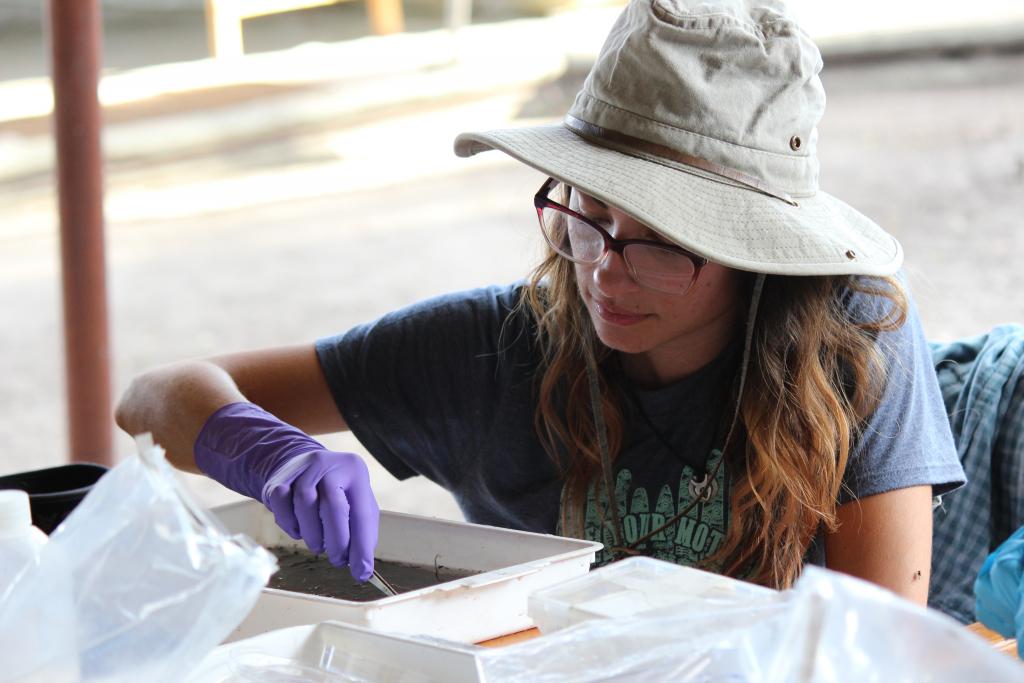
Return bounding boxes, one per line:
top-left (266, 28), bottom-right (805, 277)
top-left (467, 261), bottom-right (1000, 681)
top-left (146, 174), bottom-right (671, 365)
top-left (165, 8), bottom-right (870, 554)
top-left (117, 344), bottom-right (347, 472)
top-left (115, 361), bottom-right (246, 473)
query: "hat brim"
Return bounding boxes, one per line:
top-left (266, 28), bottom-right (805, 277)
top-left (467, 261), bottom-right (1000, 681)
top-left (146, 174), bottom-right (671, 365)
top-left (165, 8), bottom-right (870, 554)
top-left (455, 124), bottom-right (902, 277)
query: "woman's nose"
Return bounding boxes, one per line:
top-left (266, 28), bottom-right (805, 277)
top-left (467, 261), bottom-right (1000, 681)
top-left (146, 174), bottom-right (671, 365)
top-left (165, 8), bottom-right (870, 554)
top-left (590, 247), bottom-right (641, 294)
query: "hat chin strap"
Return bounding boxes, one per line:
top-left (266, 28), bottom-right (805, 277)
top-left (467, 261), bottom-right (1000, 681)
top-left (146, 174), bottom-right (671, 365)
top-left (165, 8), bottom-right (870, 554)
top-left (583, 345), bottom-right (625, 550)
top-left (580, 272), bottom-right (767, 559)
top-left (564, 115), bottom-right (799, 207)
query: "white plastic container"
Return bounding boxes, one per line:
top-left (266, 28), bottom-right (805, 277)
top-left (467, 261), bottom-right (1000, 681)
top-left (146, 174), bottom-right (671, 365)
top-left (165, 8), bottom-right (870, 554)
top-left (213, 500), bottom-right (603, 643)
top-left (0, 489), bottom-right (48, 597)
top-left (527, 555), bottom-right (777, 633)
top-left (0, 489), bottom-right (79, 682)
top-left (188, 620), bottom-right (484, 683)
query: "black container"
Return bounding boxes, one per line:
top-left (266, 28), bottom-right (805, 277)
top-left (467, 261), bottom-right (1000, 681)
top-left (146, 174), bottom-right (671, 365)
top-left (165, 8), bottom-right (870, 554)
top-left (0, 463), bottom-right (109, 533)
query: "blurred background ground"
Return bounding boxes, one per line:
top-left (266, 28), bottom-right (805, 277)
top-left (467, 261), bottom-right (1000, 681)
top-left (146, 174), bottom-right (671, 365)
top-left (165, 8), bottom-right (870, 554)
top-left (1, 0), bottom-right (1023, 518)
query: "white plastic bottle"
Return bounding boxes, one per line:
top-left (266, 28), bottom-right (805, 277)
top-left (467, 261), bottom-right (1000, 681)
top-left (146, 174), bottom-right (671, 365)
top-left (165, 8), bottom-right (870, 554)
top-left (0, 489), bottom-right (48, 598)
top-left (0, 489), bottom-right (80, 682)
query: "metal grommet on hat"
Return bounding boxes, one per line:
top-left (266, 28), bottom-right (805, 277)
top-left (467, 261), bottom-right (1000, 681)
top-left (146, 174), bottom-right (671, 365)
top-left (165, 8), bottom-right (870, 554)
top-left (789, 136), bottom-right (802, 151)
top-left (845, 250), bottom-right (857, 260)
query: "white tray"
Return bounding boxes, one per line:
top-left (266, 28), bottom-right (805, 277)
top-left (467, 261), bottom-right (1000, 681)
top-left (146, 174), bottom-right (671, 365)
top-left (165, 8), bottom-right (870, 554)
top-left (213, 500), bottom-right (602, 642)
top-left (187, 620), bottom-right (483, 683)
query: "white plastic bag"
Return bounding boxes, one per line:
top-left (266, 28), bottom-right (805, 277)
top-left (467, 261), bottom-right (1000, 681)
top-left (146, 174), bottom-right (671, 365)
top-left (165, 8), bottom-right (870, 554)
top-left (0, 434), bottom-right (277, 682)
top-left (768, 566), bottom-right (1024, 682)
top-left (477, 563), bottom-right (1024, 682)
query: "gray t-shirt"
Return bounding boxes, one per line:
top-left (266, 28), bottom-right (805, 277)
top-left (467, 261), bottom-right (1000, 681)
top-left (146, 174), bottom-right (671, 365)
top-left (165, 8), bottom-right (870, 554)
top-left (316, 282), bottom-right (965, 568)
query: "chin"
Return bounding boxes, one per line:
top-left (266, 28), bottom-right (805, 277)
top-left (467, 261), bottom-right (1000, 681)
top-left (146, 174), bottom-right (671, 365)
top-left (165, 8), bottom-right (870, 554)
top-left (593, 323), bottom-right (655, 355)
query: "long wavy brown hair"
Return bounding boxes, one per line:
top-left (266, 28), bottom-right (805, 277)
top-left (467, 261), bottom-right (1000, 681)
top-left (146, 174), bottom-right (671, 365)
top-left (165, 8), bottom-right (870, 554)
top-left (516, 184), bottom-right (908, 589)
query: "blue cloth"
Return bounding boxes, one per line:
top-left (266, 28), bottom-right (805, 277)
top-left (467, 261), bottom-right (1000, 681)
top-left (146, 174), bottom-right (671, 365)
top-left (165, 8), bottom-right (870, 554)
top-left (316, 283), bottom-right (964, 575)
top-left (975, 525), bottom-right (1024, 656)
top-left (929, 324), bottom-right (1024, 623)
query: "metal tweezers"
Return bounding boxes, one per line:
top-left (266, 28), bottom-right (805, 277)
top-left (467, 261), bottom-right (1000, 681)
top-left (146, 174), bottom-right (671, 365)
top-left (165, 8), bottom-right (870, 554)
top-left (368, 567), bottom-right (399, 597)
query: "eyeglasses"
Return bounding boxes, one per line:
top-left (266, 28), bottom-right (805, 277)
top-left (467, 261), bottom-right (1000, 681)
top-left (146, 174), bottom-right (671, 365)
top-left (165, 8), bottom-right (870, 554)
top-left (533, 177), bottom-right (708, 296)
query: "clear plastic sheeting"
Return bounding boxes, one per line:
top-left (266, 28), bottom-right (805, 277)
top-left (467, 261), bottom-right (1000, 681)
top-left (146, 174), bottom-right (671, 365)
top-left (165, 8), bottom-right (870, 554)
top-left (0, 434), bottom-right (277, 683)
top-left (528, 556), bottom-right (779, 633)
top-left (481, 601), bottom-right (787, 682)
top-left (478, 564), bottom-right (1024, 682)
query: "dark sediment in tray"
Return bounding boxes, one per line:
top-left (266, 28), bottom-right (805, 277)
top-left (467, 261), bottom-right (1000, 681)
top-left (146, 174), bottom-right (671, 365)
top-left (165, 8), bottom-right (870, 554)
top-left (268, 546), bottom-right (481, 601)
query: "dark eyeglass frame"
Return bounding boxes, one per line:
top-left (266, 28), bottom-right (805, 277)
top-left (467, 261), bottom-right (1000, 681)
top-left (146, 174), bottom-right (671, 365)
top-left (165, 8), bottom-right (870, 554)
top-left (533, 177), bottom-right (708, 295)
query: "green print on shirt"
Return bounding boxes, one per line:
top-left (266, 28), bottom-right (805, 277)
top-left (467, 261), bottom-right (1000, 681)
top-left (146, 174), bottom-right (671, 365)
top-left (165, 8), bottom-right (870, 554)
top-left (585, 449), bottom-right (727, 567)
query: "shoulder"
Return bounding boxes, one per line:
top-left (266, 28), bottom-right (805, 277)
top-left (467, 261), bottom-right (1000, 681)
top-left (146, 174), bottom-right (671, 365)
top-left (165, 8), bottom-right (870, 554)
top-left (840, 273), bottom-right (965, 500)
top-left (379, 283), bottom-right (525, 324)
top-left (839, 274), bottom-right (911, 326)
top-left (316, 282), bottom-right (537, 366)
top-left (838, 273), bottom-right (923, 366)
top-left (346, 283), bottom-right (530, 341)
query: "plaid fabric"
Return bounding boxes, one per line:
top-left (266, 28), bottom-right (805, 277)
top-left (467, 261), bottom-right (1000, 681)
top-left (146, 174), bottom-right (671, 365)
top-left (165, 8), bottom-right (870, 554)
top-left (928, 324), bottom-right (1024, 623)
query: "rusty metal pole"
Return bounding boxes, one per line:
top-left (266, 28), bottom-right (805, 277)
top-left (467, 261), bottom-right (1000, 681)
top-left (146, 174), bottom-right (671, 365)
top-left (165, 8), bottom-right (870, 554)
top-left (48, 0), bottom-right (113, 466)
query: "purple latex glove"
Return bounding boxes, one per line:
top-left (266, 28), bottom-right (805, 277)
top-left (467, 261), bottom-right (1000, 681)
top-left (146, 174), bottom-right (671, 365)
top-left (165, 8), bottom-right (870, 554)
top-left (194, 402), bottom-right (379, 581)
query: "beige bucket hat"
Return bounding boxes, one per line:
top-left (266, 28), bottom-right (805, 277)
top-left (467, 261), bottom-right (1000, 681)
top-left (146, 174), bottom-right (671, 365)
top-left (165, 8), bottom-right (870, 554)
top-left (455, 0), bottom-right (903, 276)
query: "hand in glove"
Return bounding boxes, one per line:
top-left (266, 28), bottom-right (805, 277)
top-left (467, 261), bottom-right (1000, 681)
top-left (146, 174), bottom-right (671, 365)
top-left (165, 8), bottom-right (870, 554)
top-left (195, 402), bottom-right (379, 582)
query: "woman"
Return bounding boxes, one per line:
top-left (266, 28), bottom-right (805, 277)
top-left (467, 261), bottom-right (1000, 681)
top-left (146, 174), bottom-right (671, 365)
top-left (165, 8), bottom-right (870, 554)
top-left (115, 0), bottom-right (964, 602)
